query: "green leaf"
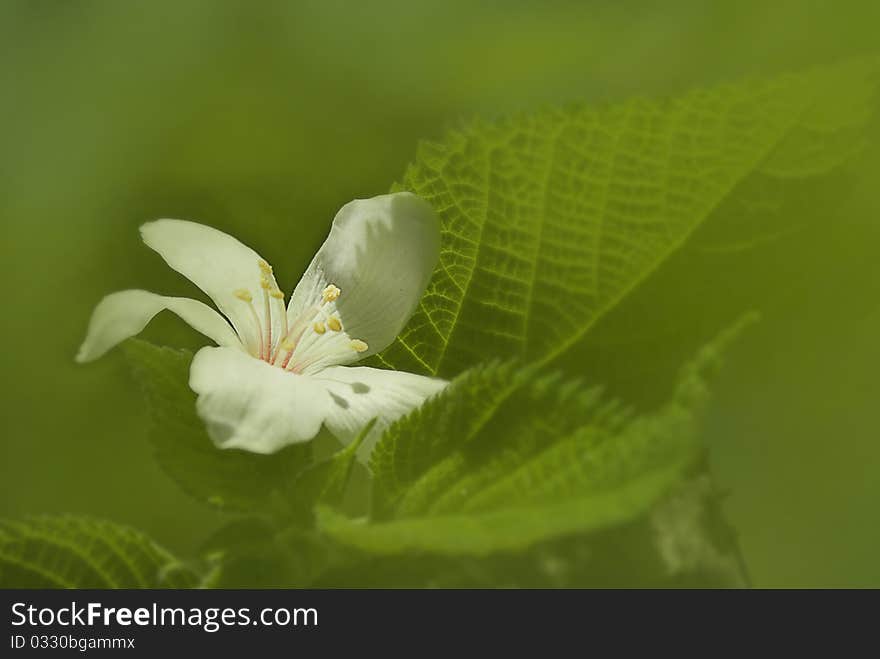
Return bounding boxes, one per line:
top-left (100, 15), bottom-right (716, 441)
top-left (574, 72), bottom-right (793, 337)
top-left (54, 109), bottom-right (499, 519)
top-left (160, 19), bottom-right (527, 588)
top-left (373, 59), bottom-right (878, 378)
top-left (371, 362), bottom-right (630, 520)
top-left (287, 419), bottom-right (375, 524)
top-left (0, 515), bottom-right (199, 588)
top-left (319, 316), bottom-right (755, 557)
top-left (318, 466), bottom-right (682, 557)
top-left (315, 474), bottom-right (748, 588)
top-left (198, 517), bottom-right (337, 588)
top-left (124, 340), bottom-right (311, 512)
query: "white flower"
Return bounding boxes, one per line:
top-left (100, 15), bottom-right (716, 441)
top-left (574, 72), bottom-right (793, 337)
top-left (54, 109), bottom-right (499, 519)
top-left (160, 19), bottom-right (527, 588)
top-left (77, 192), bottom-right (446, 457)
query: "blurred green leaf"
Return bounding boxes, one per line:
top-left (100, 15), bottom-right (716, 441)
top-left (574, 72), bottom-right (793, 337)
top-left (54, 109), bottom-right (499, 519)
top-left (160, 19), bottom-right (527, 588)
top-left (374, 59), bottom-right (878, 379)
top-left (0, 515), bottom-right (198, 588)
top-left (316, 474), bottom-right (748, 588)
top-left (124, 340), bottom-right (311, 513)
top-left (198, 517), bottom-right (339, 588)
top-left (286, 419), bottom-right (375, 525)
top-left (320, 317), bottom-right (754, 557)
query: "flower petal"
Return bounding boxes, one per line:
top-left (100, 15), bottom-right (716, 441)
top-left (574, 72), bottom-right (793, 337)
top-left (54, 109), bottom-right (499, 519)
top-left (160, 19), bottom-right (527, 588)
top-left (314, 365), bottom-right (447, 460)
top-left (76, 290), bottom-right (239, 363)
top-left (189, 346), bottom-right (332, 454)
top-left (288, 192), bottom-right (439, 357)
top-left (140, 219), bottom-right (285, 353)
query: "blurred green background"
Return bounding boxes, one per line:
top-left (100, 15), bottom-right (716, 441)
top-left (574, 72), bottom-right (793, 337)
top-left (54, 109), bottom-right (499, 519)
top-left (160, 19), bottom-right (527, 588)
top-left (2, 0), bottom-right (878, 587)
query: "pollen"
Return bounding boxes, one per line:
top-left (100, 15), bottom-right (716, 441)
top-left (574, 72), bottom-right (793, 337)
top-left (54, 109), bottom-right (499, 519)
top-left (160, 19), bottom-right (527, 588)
top-left (326, 316), bottom-right (342, 332)
top-left (350, 339), bottom-right (368, 353)
top-left (322, 284), bottom-right (341, 303)
top-left (258, 259), bottom-right (273, 274)
top-left (259, 276), bottom-right (271, 290)
top-left (313, 321), bottom-right (327, 335)
top-left (234, 288), bottom-right (253, 302)
top-left (269, 288), bottom-right (285, 300)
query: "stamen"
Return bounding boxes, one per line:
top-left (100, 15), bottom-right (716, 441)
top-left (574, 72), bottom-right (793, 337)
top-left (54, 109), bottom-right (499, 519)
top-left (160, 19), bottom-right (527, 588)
top-left (274, 307), bottom-right (319, 368)
top-left (273, 333), bottom-right (297, 369)
top-left (289, 333), bottom-right (368, 375)
top-left (260, 279), bottom-right (272, 361)
top-left (280, 352), bottom-right (294, 370)
top-left (269, 281), bottom-right (362, 374)
top-left (269, 288), bottom-right (288, 361)
top-left (234, 288), bottom-right (263, 358)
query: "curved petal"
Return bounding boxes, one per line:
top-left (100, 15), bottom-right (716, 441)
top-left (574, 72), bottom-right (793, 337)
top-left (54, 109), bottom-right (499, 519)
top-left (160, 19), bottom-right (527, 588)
top-left (314, 365), bottom-right (447, 461)
top-left (288, 192), bottom-right (439, 357)
top-left (140, 219), bottom-right (285, 354)
top-left (189, 346), bottom-right (332, 454)
top-left (76, 289), bottom-right (240, 363)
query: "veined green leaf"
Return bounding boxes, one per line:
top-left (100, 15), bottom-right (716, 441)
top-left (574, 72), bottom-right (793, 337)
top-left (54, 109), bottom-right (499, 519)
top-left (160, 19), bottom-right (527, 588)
top-left (318, 465), bottom-right (683, 557)
top-left (124, 340), bottom-right (311, 512)
top-left (0, 515), bottom-right (198, 588)
top-left (370, 362), bottom-right (627, 518)
top-left (313, 471), bottom-right (748, 588)
top-left (373, 59), bottom-right (878, 378)
top-left (320, 317), bottom-right (755, 556)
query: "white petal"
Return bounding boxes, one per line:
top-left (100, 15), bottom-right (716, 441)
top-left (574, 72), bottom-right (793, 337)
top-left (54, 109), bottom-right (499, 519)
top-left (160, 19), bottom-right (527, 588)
top-left (140, 219), bottom-right (285, 353)
top-left (314, 365), bottom-right (447, 461)
top-left (189, 346), bottom-right (332, 454)
top-left (288, 192), bottom-right (439, 357)
top-left (76, 290), bottom-right (240, 363)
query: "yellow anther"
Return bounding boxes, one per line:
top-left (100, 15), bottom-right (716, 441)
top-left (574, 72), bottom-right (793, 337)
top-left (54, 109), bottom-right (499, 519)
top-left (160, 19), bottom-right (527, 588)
top-left (326, 316), bottom-right (342, 332)
top-left (269, 288), bottom-right (285, 300)
top-left (259, 276), bottom-right (271, 290)
top-left (350, 339), bottom-right (368, 353)
top-left (313, 321), bottom-right (327, 335)
top-left (280, 338), bottom-right (297, 351)
top-left (322, 284), bottom-right (341, 303)
top-left (258, 259), bottom-right (273, 274)
top-left (234, 289), bottom-right (253, 302)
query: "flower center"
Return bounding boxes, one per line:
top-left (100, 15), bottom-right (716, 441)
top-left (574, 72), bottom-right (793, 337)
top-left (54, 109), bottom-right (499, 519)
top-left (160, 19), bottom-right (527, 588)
top-left (233, 260), bottom-right (368, 374)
